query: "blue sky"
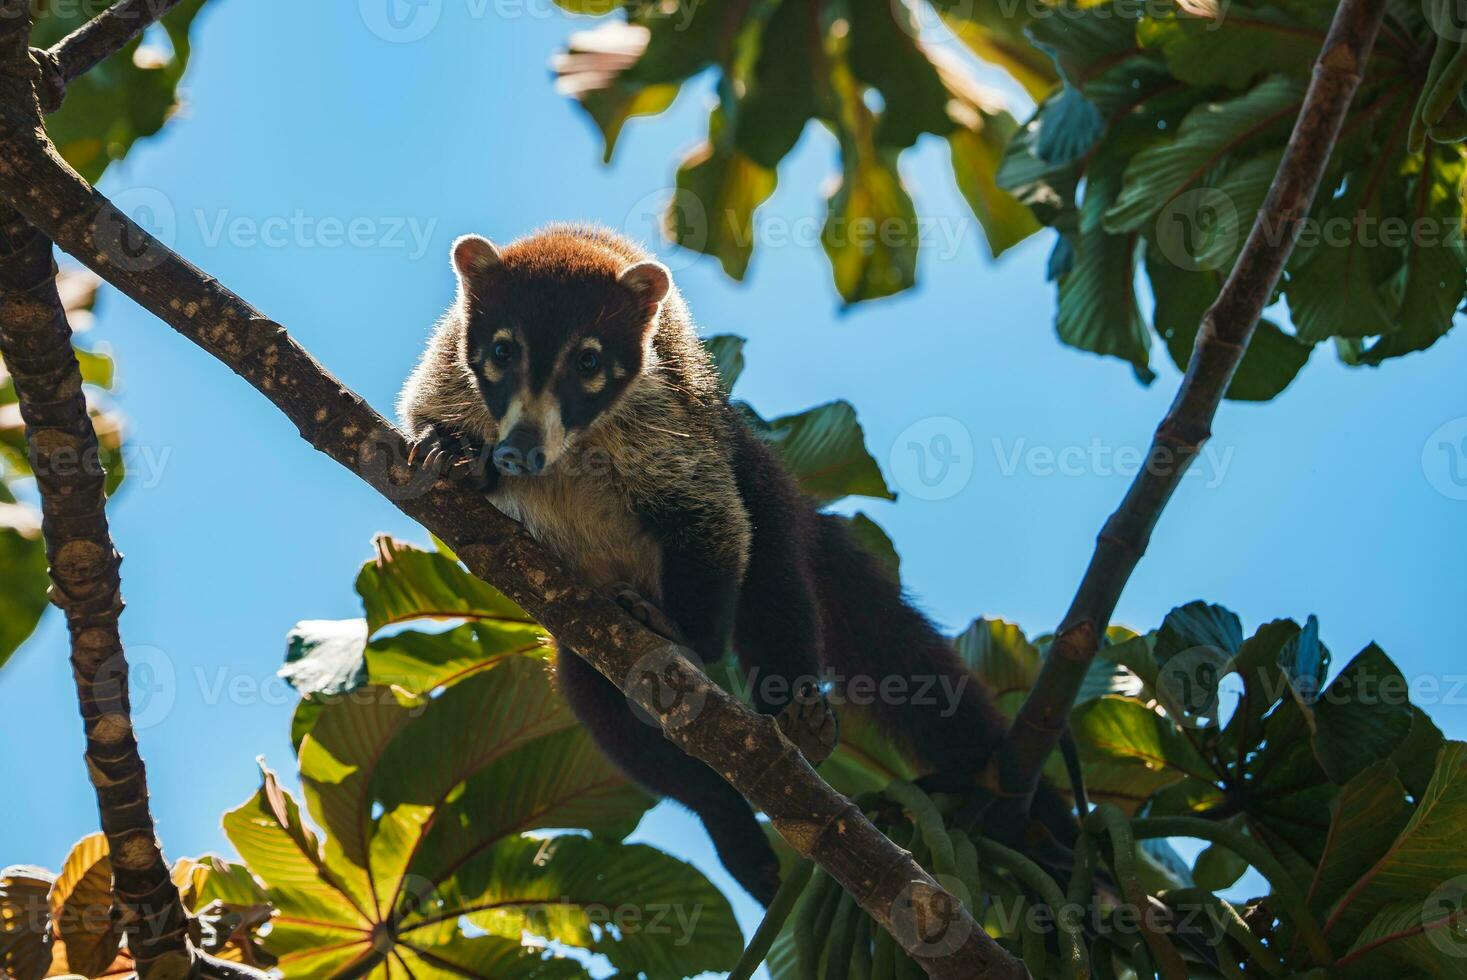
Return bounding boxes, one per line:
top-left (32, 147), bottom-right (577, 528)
top-left (2, 0), bottom-right (1466, 966)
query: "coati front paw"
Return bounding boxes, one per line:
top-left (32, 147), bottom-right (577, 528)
top-left (408, 423), bottom-right (496, 492)
top-left (776, 681), bottom-right (839, 767)
top-left (610, 584), bottom-right (689, 647)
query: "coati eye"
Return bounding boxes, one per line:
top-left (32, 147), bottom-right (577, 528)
top-left (491, 340), bottom-right (515, 365)
top-left (577, 349), bottom-right (600, 375)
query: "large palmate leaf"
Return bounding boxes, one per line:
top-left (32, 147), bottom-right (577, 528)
top-left (229, 650), bottom-right (736, 980)
top-left (1322, 742), bottom-right (1467, 938)
top-left (1104, 76), bottom-right (1303, 234)
top-left (0, 866), bottom-right (54, 980)
top-left (1136, 2), bottom-right (1335, 88)
top-left (754, 401), bottom-right (895, 504)
top-left (281, 537), bottom-right (546, 744)
top-left (48, 834), bottom-right (120, 977)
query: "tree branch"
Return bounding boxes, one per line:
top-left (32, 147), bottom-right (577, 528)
top-left (0, 206), bottom-right (267, 978)
top-left (998, 0), bottom-right (1388, 804)
top-left (0, 7), bottom-right (1021, 977)
top-left (30, 0), bottom-right (189, 112)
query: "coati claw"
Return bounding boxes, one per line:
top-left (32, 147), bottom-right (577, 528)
top-left (776, 681), bottom-right (839, 767)
top-left (410, 423), bottom-right (496, 492)
top-left (611, 584), bottom-right (689, 646)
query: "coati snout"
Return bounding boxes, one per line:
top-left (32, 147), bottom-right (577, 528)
top-left (490, 424), bottom-right (546, 475)
top-left (447, 231), bottom-right (671, 474)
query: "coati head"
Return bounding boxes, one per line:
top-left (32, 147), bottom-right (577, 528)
top-left (450, 233), bottom-right (671, 476)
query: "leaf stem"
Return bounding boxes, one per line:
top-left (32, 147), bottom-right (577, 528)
top-left (1130, 815), bottom-right (1332, 966)
top-left (729, 859), bottom-right (816, 980)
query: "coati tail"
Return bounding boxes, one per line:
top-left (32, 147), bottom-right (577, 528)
top-left (810, 514), bottom-right (1010, 776)
top-left (810, 514), bottom-right (1080, 848)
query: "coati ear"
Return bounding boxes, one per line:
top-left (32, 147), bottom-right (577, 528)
top-left (451, 235), bottom-right (502, 282)
top-left (618, 261), bottom-right (671, 320)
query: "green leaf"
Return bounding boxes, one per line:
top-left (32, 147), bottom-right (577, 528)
top-left (732, 0), bottom-right (820, 168)
top-left (1106, 76), bottom-right (1302, 235)
top-left (670, 110), bottom-right (776, 280)
top-left (552, 0), bottom-right (735, 162)
top-left (703, 333), bottom-right (746, 392)
top-left (1220, 618), bottom-right (1301, 756)
top-left (758, 400), bottom-right (894, 503)
top-left (1308, 643), bottom-right (1415, 785)
top-left (230, 647), bottom-right (719, 978)
top-left (1192, 840), bottom-right (1248, 891)
top-left (1326, 742), bottom-right (1467, 935)
top-left (820, 51), bottom-right (919, 304)
top-left (1156, 601), bottom-right (1244, 661)
top-left (1148, 249), bottom-right (1313, 401)
top-left (48, 834), bottom-right (119, 978)
top-left (1071, 696), bottom-right (1216, 801)
top-left (1391, 707), bottom-right (1447, 799)
top-left (1342, 897), bottom-right (1467, 977)
top-left (413, 835), bottom-right (742, 980)
top-left (0, 504), bottom-right (47, 671)
top-left (357, 536), bottom-right (531, 635)
top-left (1055, 161), bottom-right (1155, 381)
top-left (954, 618), bottom-right (1040, 719)
top-left (1286, 166), bottom-right (1401, 343)
top-left (927, 0), bottom-right (1057, 100)
top-left (839, 511), bottom-right (900, 582)
top-left (221, 764), bottom-right (372, 935)
top-left (1308, 761), bottom-right (1409, 916)
top-left (1346, 146), bottom-right (1467, 364)
top-left (1137, 5), bottom-right (1330, 89)
top-left (948, 107), bottom-right (1041, 258)
top-left (396, 935), bottom-right (583, 978)
top-left (846, 0), bottom-right (953, 149)
top-left (0, 866), bottom-right (53, 980)
top-left (37, 0), bottom-right (211, 182)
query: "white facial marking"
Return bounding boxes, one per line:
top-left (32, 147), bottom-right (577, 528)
top-left (501, 385), bottom-right (569, 469)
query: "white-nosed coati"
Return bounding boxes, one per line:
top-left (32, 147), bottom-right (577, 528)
top-left (399, 225), bottom-right (1071, 905)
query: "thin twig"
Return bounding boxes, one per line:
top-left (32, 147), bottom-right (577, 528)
top-left (998, 0), bottom-right (1389, 805)
top-left (0, 5), bottom-right (1020, 976)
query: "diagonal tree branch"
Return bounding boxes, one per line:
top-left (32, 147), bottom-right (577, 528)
top-left (0, 7), bottom-right (1020, 977)
top-left (0, 206), bottom-right (268, 978)
top-left (30, 0), bottom-right (189, 111)
top-left (997, 0), bottom-right (1388, 806)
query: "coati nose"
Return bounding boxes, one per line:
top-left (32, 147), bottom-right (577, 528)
top-left (493, 426), bottom-right (547, 476)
